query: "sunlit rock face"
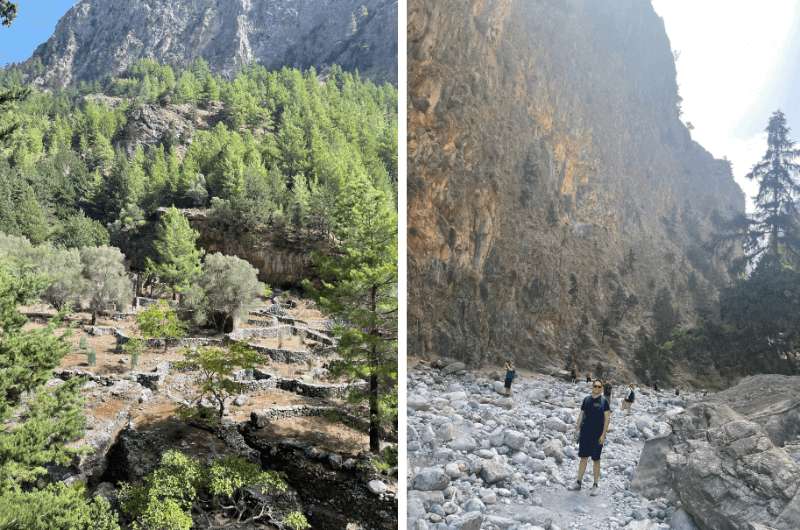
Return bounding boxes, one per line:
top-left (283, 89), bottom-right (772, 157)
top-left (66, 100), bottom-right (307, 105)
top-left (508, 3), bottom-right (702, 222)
top-left (20, 0), bottom-right (398, 86)
top-left (408, 0), bottom-right (744, 370)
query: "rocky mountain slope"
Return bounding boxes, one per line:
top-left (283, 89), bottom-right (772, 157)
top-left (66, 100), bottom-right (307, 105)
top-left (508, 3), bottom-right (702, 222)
top-left (19, 0), bottom-right (397, 86)
top-left (408, 0), bottom-right (744, 373)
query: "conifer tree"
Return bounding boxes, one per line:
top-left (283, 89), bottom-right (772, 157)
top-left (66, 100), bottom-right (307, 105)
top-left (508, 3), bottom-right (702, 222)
top-left (0, 263), bottom-right (120, 528)
top-left (146, 206), bottom-right (203, 298)
top-left (304, 174), bottom-right (397, 453)
top-left (653, 287), bottom-right (678, 344)
top-left (721, 110), bottom-right (800, 269)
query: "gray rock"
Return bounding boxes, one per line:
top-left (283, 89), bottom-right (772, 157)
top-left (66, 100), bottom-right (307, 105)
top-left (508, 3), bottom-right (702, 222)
top-left (504, 430), bottom-right (526, 450)
top-left (367, 480), bottom-right (388, 495)
top-left (464, 497), bottom-right (486, 513)
top-left (412, 468), bottom-right (450, 491)
top-left (479, 460), bottom-right (512, 484)
top-left (633, 375), bottom-right (800, 530)
top-left (24, 0), bottom-right (397, 90)
top-left (451, 512), bottom-right (483, 530)
top-left (442, 362), bottom-right (467, 375)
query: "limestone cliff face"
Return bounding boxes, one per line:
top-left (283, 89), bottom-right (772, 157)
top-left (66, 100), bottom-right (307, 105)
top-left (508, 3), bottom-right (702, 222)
top-left (21, 0), bottom-right (397, 86)
top-left (408, 0), bottom-right (744, 372)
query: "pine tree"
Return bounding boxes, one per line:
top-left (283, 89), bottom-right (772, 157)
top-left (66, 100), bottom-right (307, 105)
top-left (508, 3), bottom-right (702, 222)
top-left (146, 207), bottom-right (203, 298)
top-left (722, 110), bottom-right (800, 269)
top-left (653, 287), bottom-right (678, 344)
top-left (0, 264), bottom-right (119, 528)
top-left (304, 174), bottom-right (397, 453)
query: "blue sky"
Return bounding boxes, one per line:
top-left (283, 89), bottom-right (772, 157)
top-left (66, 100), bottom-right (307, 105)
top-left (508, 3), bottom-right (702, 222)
top-left (0, 0), bottom-right (76, 67)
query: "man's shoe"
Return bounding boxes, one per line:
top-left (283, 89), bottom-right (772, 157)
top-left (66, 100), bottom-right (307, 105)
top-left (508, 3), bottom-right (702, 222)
top-left (589, 484), bottom-right (599, 496)
top-left (567, 480), bottom-right (582, 491)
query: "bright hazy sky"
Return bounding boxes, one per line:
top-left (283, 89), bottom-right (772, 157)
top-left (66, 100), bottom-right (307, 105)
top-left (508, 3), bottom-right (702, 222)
top-left (652, 0), bottom-right (800, 212)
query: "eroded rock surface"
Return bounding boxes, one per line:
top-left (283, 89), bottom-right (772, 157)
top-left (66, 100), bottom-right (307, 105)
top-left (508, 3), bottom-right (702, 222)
top-left (21, 0), bottom-right (398, 86)
top-left (408, 0), bottom-right (744, 370)
top-left (633, 374), bottom-right (800, 530)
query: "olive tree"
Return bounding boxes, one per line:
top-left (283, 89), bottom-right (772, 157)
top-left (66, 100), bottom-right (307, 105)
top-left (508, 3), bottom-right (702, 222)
top-left (185, 253), bottom-right (264, 332)
top-left (80, 246), bottom-right (132, 324)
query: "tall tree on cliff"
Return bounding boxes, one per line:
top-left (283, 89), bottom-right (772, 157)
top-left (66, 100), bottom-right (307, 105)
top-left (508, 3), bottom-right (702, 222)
top-left (304, 174), bottom-right (397, 453)
top-left (724, 110), bottom-right (800, 270)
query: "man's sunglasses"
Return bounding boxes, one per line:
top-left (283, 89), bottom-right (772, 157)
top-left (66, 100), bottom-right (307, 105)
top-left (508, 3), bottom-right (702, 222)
top-left (592, 384), bottom-right (603, 388)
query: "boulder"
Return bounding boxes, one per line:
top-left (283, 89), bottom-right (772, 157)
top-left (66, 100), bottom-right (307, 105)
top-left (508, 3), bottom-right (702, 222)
top-left (441, 362), bottom-right (466, 375)
top-left (632, 375), bottom-right (800, 530)
top-left (411, 467), bottom-right (450, 491)
top-left (479, 459), bottom-right (512, 484)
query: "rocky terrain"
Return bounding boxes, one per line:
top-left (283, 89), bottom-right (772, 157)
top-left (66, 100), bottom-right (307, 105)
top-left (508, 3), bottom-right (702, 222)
top-left (407, 360), bottom-right (800, 530)
top-left (31, 295), bottom-right (397, 529)
top-left (18, 0), bottom-right (397, 87)
top-left (407, 0), bottom-right (745, 373)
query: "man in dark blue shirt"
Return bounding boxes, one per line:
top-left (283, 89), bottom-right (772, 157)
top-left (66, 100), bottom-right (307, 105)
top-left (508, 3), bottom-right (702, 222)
top-left (567, 379), bottom-right (611, 495)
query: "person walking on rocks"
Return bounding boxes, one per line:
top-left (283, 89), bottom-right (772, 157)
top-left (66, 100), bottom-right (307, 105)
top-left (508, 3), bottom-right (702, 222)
top-left (570, 366), bottom-right (577, 383)
top-left (603, 379), bottom-right (613, 404)
top-left (504, 360), bottom-right (516, 396)
top-left (585, 374), bottom-right (591, 383)
top-left (621, 384), bottom-right (635, 414)
top-left (568, 379), bottom-right (611, 495)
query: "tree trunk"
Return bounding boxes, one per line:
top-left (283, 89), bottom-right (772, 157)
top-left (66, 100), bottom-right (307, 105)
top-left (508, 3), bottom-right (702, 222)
top-left (91, 310), bottom-right (97, 326)
top-left (369, 368), bottom-right (380, 453)
top-left (369, 284), bottom-right (380, 453)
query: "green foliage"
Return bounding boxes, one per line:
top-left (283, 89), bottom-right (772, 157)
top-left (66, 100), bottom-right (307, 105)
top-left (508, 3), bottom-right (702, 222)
top-left (78, 335), bottom-right (88, 351)
top-left (120, 450), bottom-right (288, 529)
top-left (303, 173), bottom-right (397, 453)
top-left (715, 110), bottom-right (800, 271)
top-left (146, 207), bottom-right (203, 296)
top-left (0, 63), bottom-right (396, 252)
top-left (0, 483), bottom-right (120, 530)
top-left (79, 246), bottom-right (132, 323)
top-left (186, 253), bottom-right (264, 332)
top-left (284, 511), bottom-right (311, 530)
top-left (207, 455), bottom-right (286, 498)
top-left (87, 349), bottom-right (96, 366)
top-left (136, 300), bottom-right (187, 351)
top-left (633, 328), bottom-right (673, 384)
top-left (0, 0), bottom-right (17, 26)
top-left (653, 287), bottom-right (678, 344)
top-left (53, 211), bottom-right (110, 249)
top-left (0, 265), bottom-right (105, 525)
top-left (175, 344), bottom-right (260, 419)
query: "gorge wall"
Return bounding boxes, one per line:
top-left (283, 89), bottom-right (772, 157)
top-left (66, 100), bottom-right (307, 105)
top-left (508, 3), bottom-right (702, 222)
top-left (19, 0), bottom-right (397, 86)
top-left (408, 0), bottom-right (745, 374)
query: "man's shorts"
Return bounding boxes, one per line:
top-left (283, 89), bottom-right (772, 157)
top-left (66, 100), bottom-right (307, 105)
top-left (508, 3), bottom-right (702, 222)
top-left (504, 379), bottom-right (512, 389)
top-left (578, 432), bottom-right (604, 461)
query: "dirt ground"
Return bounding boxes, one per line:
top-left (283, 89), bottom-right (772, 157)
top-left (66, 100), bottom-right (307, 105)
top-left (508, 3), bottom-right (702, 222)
top-left (251, 415), bottom-right (370, 455)
top-left (21, 295), bottom-right (373, 459)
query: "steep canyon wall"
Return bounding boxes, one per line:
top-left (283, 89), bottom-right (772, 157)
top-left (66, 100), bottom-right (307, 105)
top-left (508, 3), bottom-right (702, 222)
top-left (408, 0), bottom-right (744, 373)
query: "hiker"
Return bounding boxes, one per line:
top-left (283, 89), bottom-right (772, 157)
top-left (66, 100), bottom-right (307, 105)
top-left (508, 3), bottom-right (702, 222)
top-left (653, 381), bottom-right (659, 392)
top-left (504, 360), bottom-right (516, 396)
top-left (585, 374), bottom-right (591, 383)
top-left (621, 384), bottom-right (635, 414)
top-left (568, 379), bottom-right (611, 495)
top-left (675, 388), bottom-right (680, 397)
top-left (603, 380), bottom-right (613, 404)
top-left (570, 366), bottom-right (577, 383)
